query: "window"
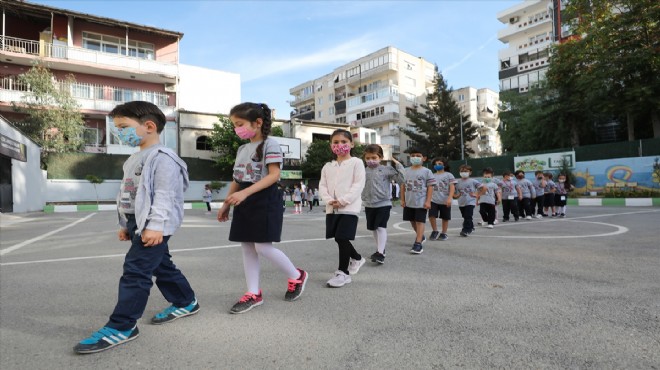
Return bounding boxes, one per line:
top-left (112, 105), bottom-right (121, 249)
top-left (329, 106), bottom-right (335, 115)
top-left (458, 94), bottom-right (465, 101)
top-left (83, 32), bottom-right (154, 60)
top-left (328, 93), bottom-right (334, 101)
top-left (370, 132), bottom-right (376, 143)
top-left (196, 136), bottom-right (212, 151)
top-left (404, 76), bottom-right (416, 87)
top-left (318, 111), bottom-right (323, 118)
top-left (317, 97), bottom-right (323, 105)
top-left (83, 128), bottom-right (100, 146)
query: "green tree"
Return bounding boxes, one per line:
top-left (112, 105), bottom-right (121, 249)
top-left (301, 139), bottom-right (364, 179)
top-left (271, 126), bottom-right (284, 137)
top-left (85, 175), bottom-right (104, 206)
top-left (208, 115), bottom-right (247, 178)
top-left (402, 68), bottom-right (477, 160)
top-left (12, 62), bottom-right (85, 159)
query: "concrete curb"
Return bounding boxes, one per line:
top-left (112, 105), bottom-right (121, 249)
top-left (42, 198), bottom-right (660, 212)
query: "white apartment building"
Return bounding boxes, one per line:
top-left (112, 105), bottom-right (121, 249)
top-left (497, 0), bottom-right (558, 93)
top-left (451, 87), bottom-right (502, 157)
top-left (289, 46), bottom-right (436, 157)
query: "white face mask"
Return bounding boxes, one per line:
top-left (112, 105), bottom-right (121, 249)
top-left (460, 172), bottom-right (470, 178)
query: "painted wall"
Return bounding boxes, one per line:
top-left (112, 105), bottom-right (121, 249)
top-left (572, 156), bottom-right (660, 193)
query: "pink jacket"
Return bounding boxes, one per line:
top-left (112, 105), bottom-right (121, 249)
top-left (319, 157), bottom-right (366, 215)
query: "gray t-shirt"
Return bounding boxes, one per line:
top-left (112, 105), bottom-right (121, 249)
top-left (533, 178), bottom-right (546, 196)
top-left (431, 172), bottom-right (456, 204)
top-left (455, 178), bottom-right (483, 207)
top-left (118, 144), bottom-right (161, 214)
top-left (545, 180), bottom-right (557, 194)
top-left (479, 181), bottom-right (499, 205)
top-left (501, 179), bottom-right (519, 199)
top-left (403, 167), bottom-right (436, 208)
top-left (518, 178), bottom-right (536, 198)
top-left (232, 138), bottom-right (283, 183)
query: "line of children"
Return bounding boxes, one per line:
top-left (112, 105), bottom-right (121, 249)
top-left (454, 164), bottom-right (483, 237)
top-left (319, 129), bottom-right (366, 287)
top-left (361, 144), bottom-right (405, 264)
top-left (428, 158), bottom-right (455, 241)
top-left (400, 148), bottom-right (436, 254)
top-left (477, 168), bottom-right (501, 229)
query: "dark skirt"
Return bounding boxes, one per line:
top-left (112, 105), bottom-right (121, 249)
top-left (326, 214), bottom-right (358, 240)
top-left (229, 182), bottom-right (283, 243)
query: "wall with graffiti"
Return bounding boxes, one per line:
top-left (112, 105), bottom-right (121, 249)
top-left (571, 156), bottom-right (660, 193)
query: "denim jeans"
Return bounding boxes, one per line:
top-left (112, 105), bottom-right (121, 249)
top-left (459, 205), bottom-right (475, 233)
top-left (106, 214), bottom-right (195, 331)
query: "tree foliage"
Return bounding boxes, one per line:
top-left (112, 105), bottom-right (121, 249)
top-left (12, 62), bottom-right (86, 157)
top-left (208, 115), bottom-right (247, 178)
top-left (301, 139), bottom-right (364, 179)
top-left (402, 68), bottom-right (477, 160)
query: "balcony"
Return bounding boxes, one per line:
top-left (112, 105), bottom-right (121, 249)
top-left (290, 93), bottom-right (314, 106)
top-left (517, 57), bottom-right (549, 72)
top-left (346, 62), bottom-right (398, 83)
top-left (358, 112), bottom-right (400, 128)
top-left (498, 13), bottom-right (552, 42)
top-left (0, 36), bottom-right (178, 79)
top-left (347, 86), bottom-right (399, 109)
top-left (517, 36), bottom-right (553, 53)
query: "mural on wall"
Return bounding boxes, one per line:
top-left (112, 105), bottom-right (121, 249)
top-left (571, 156), bottom-right (660, 193)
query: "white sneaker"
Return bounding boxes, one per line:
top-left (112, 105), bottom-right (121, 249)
top-left (535, 214), bottom-right (543, 219)
top-left (477, 221), bottom-right (484, 226)
top-left (347, 257), bottom-right (366, 275)
top-left (327, 271), bottom-right (352, 287)
top-left (526, 216), bottom-right (532, 220)
top-left (494, 220), bottom-right (499, 225)
top-left (487, 225), bottom-right (494, 229)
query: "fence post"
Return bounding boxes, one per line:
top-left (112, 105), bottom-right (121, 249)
top-left (639, 139), bottom-right (642, 157)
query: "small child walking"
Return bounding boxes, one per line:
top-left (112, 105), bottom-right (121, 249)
top-left (428, 158), bottom-right (455, 241)
top-left (74, 101), bottom-right (198, 354)
top-left (319, 129), bottom-right (366, 287)
top-left (554, 173), bottom-right (573, 217)
top-left (401, 148), bottom-right (435, 254)
top-left (500, 170), bottom-right (522, 222)
top-left (455, 164), bottom-right (483, 237)
top-left (218, 103), bottom-right (308, 314)
top-left (477, 167), bottom-right (501, 229)
top-left (514, 170), bottom-right (536, 220)
top-left (532, 170), bottom-right (547, 218)
top-left (293, 184), bottom-right (302, 214)
top-left (361, 144), bottom-right (405, 264)
top-left (543, 172), bottom-right (558, 217)
top-left (203, 184), bottom-right (213, 214)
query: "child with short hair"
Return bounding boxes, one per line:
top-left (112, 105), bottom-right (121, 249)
top-left (319, 129), bottom-right (366, 287)
top-left (514, 170), bottom-right (536, 220)
top-left (455, 164), bottom-right (483, 237)
top-left (74, 101), bottom-right (198, 354)
top-left (293, 184), bottom-right (302, 214)
top-left (544, 172), bottom-right (558, 217)
top-left (428, 158), bottom-right (455, 241)
top-left (401, 149), bottom-right (435, 254)
top-left (554, 173), bottom-right (573, 217)
top-left (361, 144), bottom-right (405, 264)
top-left (532, 170), bottom-right (547, 218)
top-left (477, 167), bottom-right (501, 229)
top-left (500, 170), bottom-right (522, 222)
top-left (218, 102), bottom-right (308, 314)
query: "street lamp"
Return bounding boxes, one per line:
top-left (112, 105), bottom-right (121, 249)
top-left (459, 113), bottom-right (465, 162)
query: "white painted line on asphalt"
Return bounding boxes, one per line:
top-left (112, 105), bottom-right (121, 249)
top-left (0, 212), bottom-right (97, 256)
top-left (468, 220), bottom-right (628, 239)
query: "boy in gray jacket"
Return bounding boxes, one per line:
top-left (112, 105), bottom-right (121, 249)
top-left (74, 101), bottom-right (198, 354)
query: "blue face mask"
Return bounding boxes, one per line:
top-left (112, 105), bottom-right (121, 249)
top-left (434, 165), bottom-right (444, 171)
top-left (116, 127), bottom-right (143, 147)
top-left (410, 157), bottom-right (423, 166)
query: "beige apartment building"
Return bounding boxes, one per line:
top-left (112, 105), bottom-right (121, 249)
top-left (451, 87), bottom-right (502, 157)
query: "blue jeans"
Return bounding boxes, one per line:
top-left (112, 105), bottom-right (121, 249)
top-left (459, 205), bottom-right (475, 233)
top-left (106, 214), bottom-right (195, 331)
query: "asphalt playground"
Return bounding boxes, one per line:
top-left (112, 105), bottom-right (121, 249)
top-left (1, 206), bottom-right (659, 369)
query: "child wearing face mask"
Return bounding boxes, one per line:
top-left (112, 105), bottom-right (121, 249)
top-left (532, 170), bottom-right (547, 218)
top-left (401, 149), bottom-right (436, 254)
top-left (477, 167), bottom-right (501, 229)
top-left (319, 129), bottom-right (367, 287)
top-left (218, 103), bottom-right (308, 314)
top-left (554, 173), bottom-right (573, 217)
top-left (500, 170), bottom-right (522, 222)
top-left (361, 144), bottom-right (405, 264)
top-left (543, 172), bottom-right (558, 217)
top-left (455, 164), bottom-right (483, 237)
top-left (428, 158), bottom-right (456, 241)
top-left (514, 170), bottom-right (536, 220)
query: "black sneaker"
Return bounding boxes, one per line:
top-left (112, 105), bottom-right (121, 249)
top-left (370, 252), bottom-right (385, 264)
top-left (151, 298), bottom-right (200, 325)
top-left (74, 326), bottom-right (139, 354)
top-left (410, 242), bottom-right (423, 254)
top-left (560, 213), bottom-right (566, 218)
top-left (230, 291), bottom-right (263, 314)
top-left (285, 268), bottom-right (308, 301)
top-left (429, 231), bottom-right (440, 240)
top-left (439, 233), bottom-right (448, 241)
top-left (460, 231), bottom-right (469, 237)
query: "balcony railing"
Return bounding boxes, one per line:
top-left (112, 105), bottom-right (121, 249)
top-left (517, 57), bottom-right (549, 72)
top-left (517, 36), bottom-right (553, 52)
top-left (358, 112), bottom-right (400, 128)
top-left (0, 35), bottom-right (178, 77)
top-left (346, 62), bottom-right (398, 83)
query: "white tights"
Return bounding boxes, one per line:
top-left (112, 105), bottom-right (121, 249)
top-left (372, 227), bottom-right (388, 254)
top-left (241, 242), bottom-right (299, 294)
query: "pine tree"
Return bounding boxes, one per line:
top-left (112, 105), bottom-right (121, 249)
top-left (402, 68), bottom-right (477, 160)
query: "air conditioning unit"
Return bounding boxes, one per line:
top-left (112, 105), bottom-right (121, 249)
top-left (509, 16), bottom-right (519, 24)
top-left (164, 83), bottom-right (177, 92)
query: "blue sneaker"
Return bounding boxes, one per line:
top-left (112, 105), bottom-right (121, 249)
top-left (410, 242), bottom-right (423, 254)
top-left (151, 298), bottom-right (200, 325)
top-left (74, 326), bottom-right (139, 354)
top-left (439, 233), bottom-right (448, 241)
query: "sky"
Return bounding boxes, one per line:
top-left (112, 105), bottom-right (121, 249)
top-left (34, 0), bottom-right (520, 118)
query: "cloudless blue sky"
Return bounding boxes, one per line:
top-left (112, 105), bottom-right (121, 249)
top-left (34, 0), bottom-right (519, 118)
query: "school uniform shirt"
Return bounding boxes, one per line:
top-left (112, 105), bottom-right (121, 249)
top-left (232, 138), bottom-right (282, 183)
top-left (545, 180), bottom-right (557, 194)
top-left (455, 178), bottom-right (483, 207)
top-left (431, 172), bottom-right (457, 205)
top-left (319, 157), bottom-right (366, 215)
top-left (556, 182), bottom-right (569, 195)
top-left (479, 181), bottom-right (499, 205)
top-left (293, 188), bottom-right (302, 202)
top-left (501, 179), bottom-right (519, 200)
top-left (403, 167), bottom-right (436, 209)
top-left (362, 162), bottom-right (405, 208)
top-left (518, 178), bottom-right (536, 198)
top-left (533, 178), bottom-right (546, 196)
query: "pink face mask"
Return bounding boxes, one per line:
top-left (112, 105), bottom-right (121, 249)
top-left (366, 159), bottom-right (380, 168)
top-left (234, 126), bottom-right (256, 139)
top-left (331, 143), bottom-right (351, 156)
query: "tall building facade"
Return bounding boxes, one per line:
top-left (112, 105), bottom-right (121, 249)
top-left (451, 87), bottom-right (502, 157)
top-left (289, 46), bottom-right (436, 157)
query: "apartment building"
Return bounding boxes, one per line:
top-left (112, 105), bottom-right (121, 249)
top-left (451, 87), bottom-right (502, 157)
top-left (497, 0), bottom-right (558, 93)
top-left (289, 46), bottom-right (436, 157)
